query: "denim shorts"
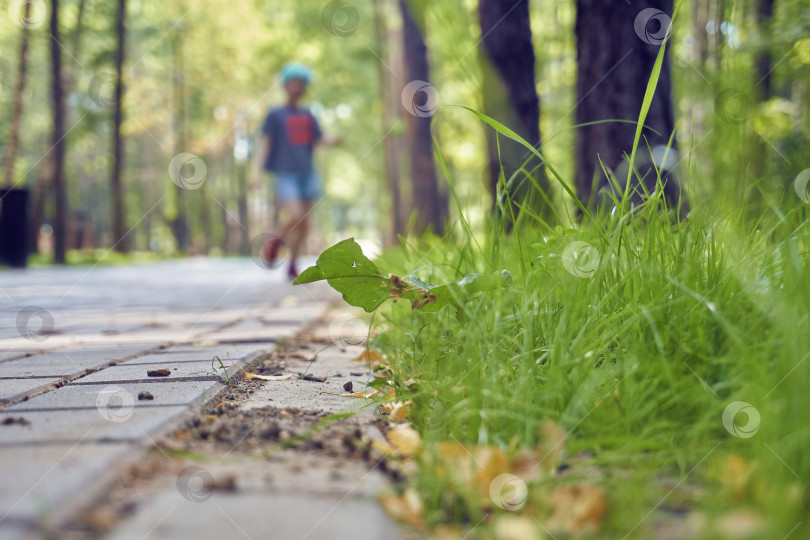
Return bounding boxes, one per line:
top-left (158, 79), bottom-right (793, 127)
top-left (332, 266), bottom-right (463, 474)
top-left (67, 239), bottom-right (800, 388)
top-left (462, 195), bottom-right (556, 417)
top-left (274, 171), bottom-right (322, 203)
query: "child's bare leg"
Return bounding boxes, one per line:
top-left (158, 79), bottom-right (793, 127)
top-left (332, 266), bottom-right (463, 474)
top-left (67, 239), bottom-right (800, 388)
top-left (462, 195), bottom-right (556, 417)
top-left (279, 200), bottom-right (307, 268)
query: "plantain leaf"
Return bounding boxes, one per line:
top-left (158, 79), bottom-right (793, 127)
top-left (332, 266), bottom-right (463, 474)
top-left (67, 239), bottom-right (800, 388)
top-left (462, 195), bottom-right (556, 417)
top-left (294, 238), bottom-right (513, 316)
top-left (293, 238), bottom-right (390, 312)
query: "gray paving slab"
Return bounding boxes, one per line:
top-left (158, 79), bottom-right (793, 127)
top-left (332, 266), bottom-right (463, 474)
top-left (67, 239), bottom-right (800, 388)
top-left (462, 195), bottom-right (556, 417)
top-left (154, 342), bottom-right (268, 358)
top-left (0, 406), bottom-right (189, 444)
top-left (6, 379), bottom-right (224, 412)
top-left (203, 318), bottom-right (300, 343)
top-left (104, 491), bottom-right (403, 540)
top-left (0, 348), bottom-right (145, 379)
top-left (0, 378), bottom-right (63, 404)
top-left (127, 343), bottom-right (268, 363)
top-left (73, 360), bottom-right (234, 384)
top-left (0, 442), bottom-right (132, 524)
top-left (0, 520), bottom-right (32, 540)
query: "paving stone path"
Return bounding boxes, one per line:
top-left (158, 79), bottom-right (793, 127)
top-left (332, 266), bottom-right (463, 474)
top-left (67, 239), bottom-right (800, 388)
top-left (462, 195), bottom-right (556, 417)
top-left (0, 259), bottom-right (403, 540)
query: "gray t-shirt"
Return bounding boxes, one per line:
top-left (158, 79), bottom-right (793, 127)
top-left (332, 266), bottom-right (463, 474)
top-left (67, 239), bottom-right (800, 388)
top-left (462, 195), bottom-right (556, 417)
top-left (262, 106), bottom-right (322, 173)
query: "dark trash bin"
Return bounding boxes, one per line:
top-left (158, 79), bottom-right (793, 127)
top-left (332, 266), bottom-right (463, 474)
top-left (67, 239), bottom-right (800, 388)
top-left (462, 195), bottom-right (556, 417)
top-left (0, 188), bottom-right (29, 268)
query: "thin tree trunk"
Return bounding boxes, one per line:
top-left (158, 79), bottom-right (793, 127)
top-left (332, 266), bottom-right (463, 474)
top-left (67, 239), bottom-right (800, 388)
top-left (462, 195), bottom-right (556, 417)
top-left (399, 0), bottom-right (443, 236)
top-left (755, 0), bottom-right (775, 98)
top-left (170, 29), bottom-right (189, 251)
top-left (374, 0), bottom-right (404, 245)
top-left (110, 0), bottom-right (128, 252)
top-left (29, 0), bottom-right (86, 255)
top-left (747, 0), bottom-right (776, 188)
top-left (2, 2), bottom-right (32, 188)
top-left (574, 0), bottom-right (684, 212)
top-left (478, 0), bottom-right (550, 224)
top-left (50, 0), bottom-right (68, 264)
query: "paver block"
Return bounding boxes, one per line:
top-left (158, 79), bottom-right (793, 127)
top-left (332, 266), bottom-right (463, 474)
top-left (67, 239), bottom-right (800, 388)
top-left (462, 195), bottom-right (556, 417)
top-left (105, 491), bottom-right (403, 540)
top-left (0, 378), bottom-right (63, 404)
top-left (0, 347), bottom-right (145, 379)
top-left (6, 379), bottom-right (225, 412)
top-left (75, 360), bottom-right (232, 384)
top-left (0, 406), bottom-right (189, 444)
top-left (0, 442), bottom-right (132, 524)
top-left (203, 319), bottom-right (300, 343)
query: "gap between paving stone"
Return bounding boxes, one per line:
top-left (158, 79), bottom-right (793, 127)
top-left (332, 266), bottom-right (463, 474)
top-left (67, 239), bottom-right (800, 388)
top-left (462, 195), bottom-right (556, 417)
top-left (53, 308), bottom-right (408, 540)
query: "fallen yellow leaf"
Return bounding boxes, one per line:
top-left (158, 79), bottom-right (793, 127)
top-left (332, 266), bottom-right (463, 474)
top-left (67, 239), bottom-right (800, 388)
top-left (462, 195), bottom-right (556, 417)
top-left (370, 439), bottom-right (395, 456)
top-left (475, 446), bottom-right (510, 494)
top-left (321, 389), bottom-right (383, 399)
top-left (384, 400), bottom-right (412, 421)
top-left (246, 372), bottom-right (293, 381)
top-left (547, 483), bottom-right (605, 535)
top-left (386, 424), bottom-right (421, 457)
top-left (711, 453), bottom-right (755, 501)
top-left (714, 510), bottom-right (765, 538)
top-left (536, 421), bottom-right (566, 476)
top-left (354, 349), bottom-right (385, 364)
top-left (493, 515), bottom-right (545, 540)
top-left (379, 488), bottom-right (424, 527)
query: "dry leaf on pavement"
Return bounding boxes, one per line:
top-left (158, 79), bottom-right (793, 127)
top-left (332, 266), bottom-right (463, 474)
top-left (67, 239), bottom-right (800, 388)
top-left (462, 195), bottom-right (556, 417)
top-left (379, 488), bottom-right (425, 527)
top-left (536, 421), bottom-right (566, 476)
top-left (386, 424), bottom-right (422, 457)
top-left (547, 483), bottom-right (605, 535)
top-left (493, 515), bottom-right (545, 540)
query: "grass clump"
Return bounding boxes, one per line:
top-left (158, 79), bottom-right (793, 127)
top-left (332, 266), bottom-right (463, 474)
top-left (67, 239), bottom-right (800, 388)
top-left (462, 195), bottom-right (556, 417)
top-left (366, 191), bottom-right (809, 538)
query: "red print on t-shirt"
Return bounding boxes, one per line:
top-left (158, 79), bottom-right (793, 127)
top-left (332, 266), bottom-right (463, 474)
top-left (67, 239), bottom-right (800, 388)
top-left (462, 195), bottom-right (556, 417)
top-left (285, 114), bottom-right (314, 146)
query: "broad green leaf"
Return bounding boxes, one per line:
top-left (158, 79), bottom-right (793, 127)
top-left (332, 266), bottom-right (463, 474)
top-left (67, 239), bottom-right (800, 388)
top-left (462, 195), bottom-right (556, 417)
top-left (293, 238), bottom-right (389, 312)
top-left (295, 239), bottom-right (513, 316)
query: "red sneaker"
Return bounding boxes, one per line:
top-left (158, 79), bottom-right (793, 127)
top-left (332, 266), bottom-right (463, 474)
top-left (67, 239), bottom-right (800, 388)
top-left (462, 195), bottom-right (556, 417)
top-left (263, 236), bottom-right (282, 267)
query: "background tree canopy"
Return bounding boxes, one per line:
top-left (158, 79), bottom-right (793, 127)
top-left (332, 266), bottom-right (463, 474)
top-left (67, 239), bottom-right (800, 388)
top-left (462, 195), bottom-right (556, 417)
top-left (0, 0), bottom-right (808, 264)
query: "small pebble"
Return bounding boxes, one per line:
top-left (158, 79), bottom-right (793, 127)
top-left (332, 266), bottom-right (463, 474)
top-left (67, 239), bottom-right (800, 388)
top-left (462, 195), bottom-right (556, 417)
top-left (147, 368), bottom-right (171, 377)
top-left (1, 417), bottom-right (30, 426)
top-left (138, 391), bottom-right (154, 401)
top-left (343, 381), bottom-right (353, 392)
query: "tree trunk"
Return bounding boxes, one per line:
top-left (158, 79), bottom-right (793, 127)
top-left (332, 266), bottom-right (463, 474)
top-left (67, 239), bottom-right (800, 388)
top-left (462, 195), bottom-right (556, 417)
top-left (170, 29), bottom-right (189, 251)
top-left (399, 0), bottom-right (443, 236)
top-left (755, 0), bottom-right (774, 98)
top-left (478, 0), bottom-right (550, 224)
top-left (574, 0), bottom-right (684, 212)
top-left (50, 0), bottom-right (68, 264)
top-left (374, 0), bottom-right (405, 245)
top-left (1, 2), bottom-right (32, 188)
top-left (29, 0), bottom-right (86, 255)
top-left (110, 0), bottom-right (128, 252)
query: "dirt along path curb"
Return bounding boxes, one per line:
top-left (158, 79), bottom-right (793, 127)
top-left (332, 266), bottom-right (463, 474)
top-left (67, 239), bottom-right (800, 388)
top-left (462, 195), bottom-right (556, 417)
top-left (65, 307), bottom-right (407, 540)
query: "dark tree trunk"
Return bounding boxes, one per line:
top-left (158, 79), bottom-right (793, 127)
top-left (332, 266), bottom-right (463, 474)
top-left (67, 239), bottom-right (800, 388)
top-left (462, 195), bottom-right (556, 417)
top-left (110, 0), bottom-right (128, 252)
top-left (755, 0), bottom-right (775, 98)
top-left (2, 2), bottom-right (32, 188)
top-left (399, 0), bottom-right (444, 236)
top-left (374, 0), bottom-right (405, 244)
top-left (29, 0), bottom-right (86, 255)
top-left (574, 0), bottom-right (684, 212)
top-left (50, 0), bottom-right (68, 264)
top-left (479, 0), bottom-right (549, 222)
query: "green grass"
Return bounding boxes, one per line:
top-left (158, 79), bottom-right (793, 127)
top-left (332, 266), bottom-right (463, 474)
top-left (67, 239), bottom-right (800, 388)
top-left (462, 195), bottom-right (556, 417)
top-left (367, 187), bottom-right (809, 538)
top-left (26, 249), bottom-right (181, 267)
